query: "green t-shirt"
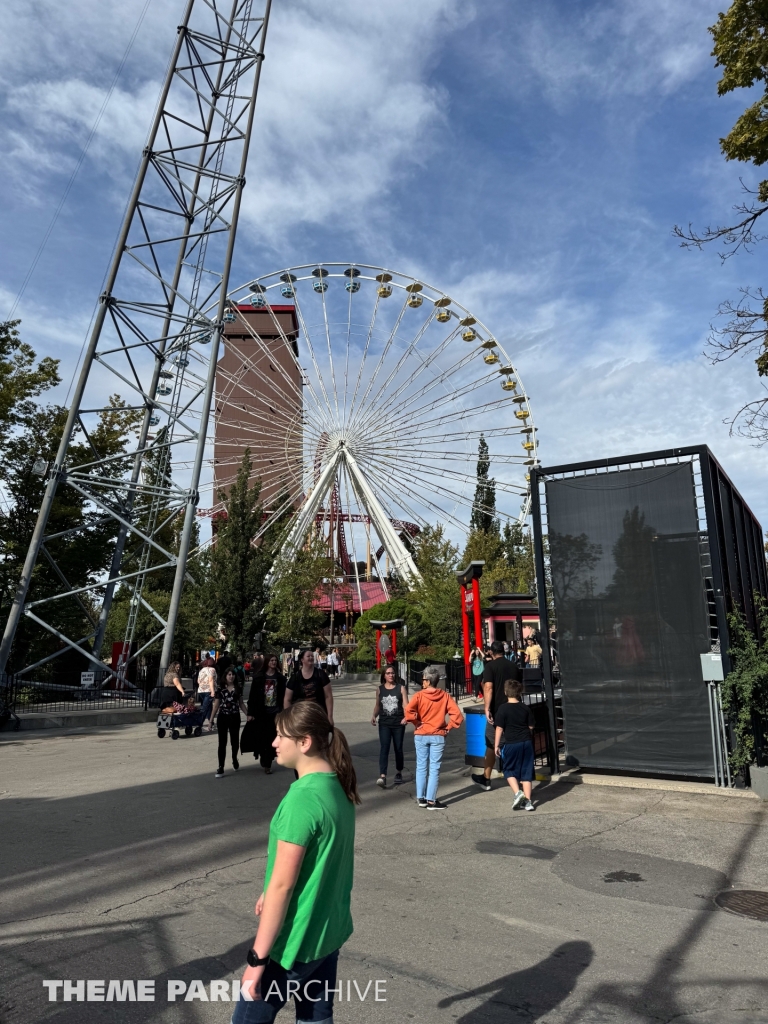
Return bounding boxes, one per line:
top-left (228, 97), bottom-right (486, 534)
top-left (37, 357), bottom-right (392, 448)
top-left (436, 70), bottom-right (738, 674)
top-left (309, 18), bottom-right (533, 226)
top-left (265, 772), bottom-right (355, 968)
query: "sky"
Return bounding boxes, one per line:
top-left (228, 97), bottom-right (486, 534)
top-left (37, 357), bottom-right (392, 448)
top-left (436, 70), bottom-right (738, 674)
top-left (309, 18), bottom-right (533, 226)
top-left (2, 0), bottom-right (767, 526)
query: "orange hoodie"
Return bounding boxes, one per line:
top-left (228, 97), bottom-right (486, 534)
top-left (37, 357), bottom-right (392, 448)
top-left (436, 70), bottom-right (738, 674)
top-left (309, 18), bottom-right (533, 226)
top-left (405, 687), bottom-right (464, 736)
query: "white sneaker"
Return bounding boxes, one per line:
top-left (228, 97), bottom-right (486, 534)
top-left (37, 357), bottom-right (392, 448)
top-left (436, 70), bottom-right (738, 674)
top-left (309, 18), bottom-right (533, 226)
top-left (512, 789), bottom-right (526, 809)
top-left (524, 799), bottom-right (535, 811)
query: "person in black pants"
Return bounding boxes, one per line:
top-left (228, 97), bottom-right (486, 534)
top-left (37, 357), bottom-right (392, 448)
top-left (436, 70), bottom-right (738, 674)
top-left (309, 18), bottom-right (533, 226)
top-left (371, 665), bottom-right (408, 788)
top-left (211, 668), bottom-right (248, 778)
top-left (246, 654), bottom-right (286, 773)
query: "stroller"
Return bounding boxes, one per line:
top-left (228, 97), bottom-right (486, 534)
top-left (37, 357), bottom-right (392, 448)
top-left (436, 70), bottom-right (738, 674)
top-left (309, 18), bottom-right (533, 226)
top-left (156, 702), bottom-right (206, 740)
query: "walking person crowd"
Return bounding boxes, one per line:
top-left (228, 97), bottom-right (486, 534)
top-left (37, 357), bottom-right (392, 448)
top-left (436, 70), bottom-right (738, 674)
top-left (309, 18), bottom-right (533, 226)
top-left (371, 665), bottom-right (408, 788)
top-left (212, 667), bottom-right (249, 778)
top-left (246, 654), bottom-right (286, 774)
top-left (405, 665), bottom-right (463, 809)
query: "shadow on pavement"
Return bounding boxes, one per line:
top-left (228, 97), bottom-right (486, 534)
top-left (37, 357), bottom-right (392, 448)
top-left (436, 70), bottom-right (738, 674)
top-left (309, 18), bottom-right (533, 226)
top-left (437, 941), bottom-right (593, 1023)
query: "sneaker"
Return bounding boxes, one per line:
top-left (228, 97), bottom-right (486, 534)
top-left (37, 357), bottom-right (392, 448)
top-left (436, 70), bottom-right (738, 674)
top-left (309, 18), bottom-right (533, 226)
top-left (417, 797), bottom-right (428, 808)
top-left (524, 800), bottom-right (535, 811)
top-left (512, 789), bottom-right (526, 809)
top-left (394, 772), bottom-right (404, 785)
top-left (376, 775), bottom-right (386, 788)
top-left (232, 758), bottom-right (239, 771)
top-left (471, 774), bottom-right (492, 792)
top-left (427, 799), bottom-right (447, 810)
top-left (215, 767), bottom-right (224, 778)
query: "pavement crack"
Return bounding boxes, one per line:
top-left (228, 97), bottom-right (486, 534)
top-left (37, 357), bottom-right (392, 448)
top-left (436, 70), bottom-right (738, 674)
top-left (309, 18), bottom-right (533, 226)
top-left (559, 792), bottom-right (667, 852)
top-left (99, 855), bottom-right (263, 916)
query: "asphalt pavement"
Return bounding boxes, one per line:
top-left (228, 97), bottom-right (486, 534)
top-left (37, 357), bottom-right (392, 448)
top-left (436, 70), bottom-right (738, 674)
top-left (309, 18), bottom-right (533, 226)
top-left (1, 676), bottom-right (767, 1024)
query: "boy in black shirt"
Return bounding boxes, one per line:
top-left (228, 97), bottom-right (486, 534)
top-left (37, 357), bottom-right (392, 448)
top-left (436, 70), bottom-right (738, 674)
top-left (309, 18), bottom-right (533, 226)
top-left (493, 679), bottom-right (536, 811)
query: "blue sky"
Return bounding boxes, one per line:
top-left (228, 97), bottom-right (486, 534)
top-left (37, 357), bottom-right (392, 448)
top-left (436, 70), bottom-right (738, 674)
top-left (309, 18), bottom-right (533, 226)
top-left (2, 0), bottom-right (767, 524)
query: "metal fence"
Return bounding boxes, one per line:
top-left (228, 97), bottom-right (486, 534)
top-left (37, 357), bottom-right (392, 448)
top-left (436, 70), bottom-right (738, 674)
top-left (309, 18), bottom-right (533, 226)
top-left (2, 670), bottom-right (150, 716)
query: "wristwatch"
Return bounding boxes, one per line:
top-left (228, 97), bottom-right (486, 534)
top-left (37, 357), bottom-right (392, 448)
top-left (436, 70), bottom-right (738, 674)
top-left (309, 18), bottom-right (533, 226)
top-left (247, 948), bottom-right (269, 968)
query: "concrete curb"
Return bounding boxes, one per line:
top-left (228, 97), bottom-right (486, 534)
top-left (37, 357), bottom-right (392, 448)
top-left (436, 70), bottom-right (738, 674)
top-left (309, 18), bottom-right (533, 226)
top-left (553, 769), bottom-right (760, 800)
top-left (2, 708), bottom-right (158, 734)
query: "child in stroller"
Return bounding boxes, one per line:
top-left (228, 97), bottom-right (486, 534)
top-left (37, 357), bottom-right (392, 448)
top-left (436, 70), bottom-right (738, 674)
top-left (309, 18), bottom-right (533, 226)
top-left (157, 695), bottom-right (205, 739)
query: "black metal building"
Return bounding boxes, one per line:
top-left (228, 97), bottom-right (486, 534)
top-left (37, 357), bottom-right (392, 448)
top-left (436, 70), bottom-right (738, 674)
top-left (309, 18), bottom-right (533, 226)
top-left (531, 446), bottom-right (766, 781)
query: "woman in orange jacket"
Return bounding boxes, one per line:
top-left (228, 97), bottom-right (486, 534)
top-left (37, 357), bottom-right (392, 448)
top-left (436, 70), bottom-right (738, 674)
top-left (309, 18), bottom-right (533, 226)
top-left (405, 665), bottom-right (464, 809)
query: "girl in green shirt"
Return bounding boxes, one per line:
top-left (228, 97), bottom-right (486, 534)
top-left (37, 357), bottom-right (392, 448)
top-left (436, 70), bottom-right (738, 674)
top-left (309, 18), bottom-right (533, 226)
top-left (234, 703), bottom-right (359, 1024)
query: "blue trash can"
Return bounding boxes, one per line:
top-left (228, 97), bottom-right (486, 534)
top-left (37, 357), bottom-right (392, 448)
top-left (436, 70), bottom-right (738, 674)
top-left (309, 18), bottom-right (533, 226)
top-left (465, 704), bottom-right (487, 767)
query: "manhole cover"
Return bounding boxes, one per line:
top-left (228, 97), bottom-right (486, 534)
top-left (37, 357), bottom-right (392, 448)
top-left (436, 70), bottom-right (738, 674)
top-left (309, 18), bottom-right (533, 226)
top-left (715, 890), bottom-right (768, 921)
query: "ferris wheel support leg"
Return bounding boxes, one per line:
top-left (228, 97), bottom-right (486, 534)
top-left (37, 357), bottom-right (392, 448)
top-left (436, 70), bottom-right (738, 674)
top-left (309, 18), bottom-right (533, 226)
top-left (271, 451), bottom-right (342, 577)
top-left (342, 449), bottom-right (421, 588)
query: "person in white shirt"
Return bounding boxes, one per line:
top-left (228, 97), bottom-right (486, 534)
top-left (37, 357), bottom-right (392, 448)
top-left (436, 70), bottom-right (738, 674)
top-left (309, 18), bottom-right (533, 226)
top-left (196, 657), bottom-right (217, 731)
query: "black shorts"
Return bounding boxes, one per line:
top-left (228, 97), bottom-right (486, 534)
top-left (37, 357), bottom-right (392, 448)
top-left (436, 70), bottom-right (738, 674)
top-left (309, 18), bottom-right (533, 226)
top-left (485, 720), bottom-right (495, 750)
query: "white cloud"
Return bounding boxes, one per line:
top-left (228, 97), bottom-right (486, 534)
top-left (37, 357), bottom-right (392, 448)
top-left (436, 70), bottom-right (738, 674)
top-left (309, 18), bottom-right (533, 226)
top-left (486, 0), bottom-right (724, 104)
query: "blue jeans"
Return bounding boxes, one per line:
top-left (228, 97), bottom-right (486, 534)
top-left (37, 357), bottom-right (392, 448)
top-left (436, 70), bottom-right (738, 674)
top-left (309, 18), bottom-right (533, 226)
top-left (198, 692), bottom-right (213, 722)
top-left (414, 734), bottom-right (445, 802)
top-left (231, 950), bottom-right (338, 1024)
top-left (378, 724), bottom-right (405, 775)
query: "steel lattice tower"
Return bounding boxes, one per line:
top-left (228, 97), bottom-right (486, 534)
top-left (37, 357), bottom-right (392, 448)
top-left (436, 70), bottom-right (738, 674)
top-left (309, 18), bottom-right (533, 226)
top-left (0, 0), bottom-right (273, 685)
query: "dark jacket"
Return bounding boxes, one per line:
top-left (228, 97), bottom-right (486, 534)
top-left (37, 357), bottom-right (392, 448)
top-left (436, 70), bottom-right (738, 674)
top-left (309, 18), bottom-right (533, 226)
top-left (247, 671), bottom-right (286, 715)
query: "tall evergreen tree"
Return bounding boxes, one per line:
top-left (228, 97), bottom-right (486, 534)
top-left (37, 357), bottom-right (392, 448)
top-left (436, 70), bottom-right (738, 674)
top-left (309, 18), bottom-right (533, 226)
top-left (470, 435), bottom-right (497, 534)
top-left (210, 449), bottom-right (271, 658)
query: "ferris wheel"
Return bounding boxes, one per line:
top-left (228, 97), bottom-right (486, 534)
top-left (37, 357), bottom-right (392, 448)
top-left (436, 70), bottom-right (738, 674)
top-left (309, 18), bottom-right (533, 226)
top-left (195, 262), bottom-right (538, 593)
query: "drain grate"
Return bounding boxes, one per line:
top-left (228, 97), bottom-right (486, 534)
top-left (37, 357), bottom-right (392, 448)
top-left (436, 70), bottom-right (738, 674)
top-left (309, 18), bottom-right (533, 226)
top-left (715, 890), bottom-right (768, 921)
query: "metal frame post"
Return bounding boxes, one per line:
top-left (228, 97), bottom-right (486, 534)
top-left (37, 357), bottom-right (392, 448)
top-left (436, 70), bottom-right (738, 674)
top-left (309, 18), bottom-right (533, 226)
top-left (0, 0), bottom-right (274, 684)
top-left (531, 467), bottom-right (560, 774)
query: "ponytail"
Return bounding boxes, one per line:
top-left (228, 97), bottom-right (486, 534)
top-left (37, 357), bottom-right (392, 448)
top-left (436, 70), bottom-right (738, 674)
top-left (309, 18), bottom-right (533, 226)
top-left (327, 726), bottom-right (360, 805)
top-left (275, 703), bottom-right (360, 804)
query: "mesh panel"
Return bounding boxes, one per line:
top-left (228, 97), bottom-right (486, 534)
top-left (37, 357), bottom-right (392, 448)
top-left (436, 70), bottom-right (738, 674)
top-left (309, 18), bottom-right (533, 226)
top-left (546, 464), bottom-right (713, 776)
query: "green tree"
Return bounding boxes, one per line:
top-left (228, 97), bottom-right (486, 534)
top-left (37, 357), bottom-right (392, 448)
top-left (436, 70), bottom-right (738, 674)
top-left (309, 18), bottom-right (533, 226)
top-left (675, 1), bottom-right (768, 439)
top-left (461, 520), bottom-right (536, 600)
top-left (265, 532), bottom-right (332, 647)
top-left (722, 596), bottom-right (768, 771)
top-left (1, 397), bottom-right (143, 673)
top-left (408, 524), bottom-right (461, 658)
top-left (469, 435), bottom-right (498, 533)
top-left (0, 319), bottom-right (60, 449)
top-left (210, 450), bottom-right (271, 657)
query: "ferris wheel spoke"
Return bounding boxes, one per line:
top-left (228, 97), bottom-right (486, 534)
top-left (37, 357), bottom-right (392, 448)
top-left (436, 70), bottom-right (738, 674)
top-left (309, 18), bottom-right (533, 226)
top-left (345, 290), bottom-right (382, 428)
top-left (366, 447), bottom-right (530, 466)
top-left (352, 305), bottom-right (441, 428)
top-left (346, 293), bottom-right (410, 428)
top-left (363, 455), bottom-right (472, 535)
top-left (364, 451), bottom-right (498, 521)
top-left (351, 320), bottom-right (473, 433)
top-left (225, 310), bottom-right (328, 421)
top-left (370, 359), bottom-right (497, 438)
top-left (385, 424), bottom-right (531, 446)
top-left (235, 300), bottom-right (334, 433)
top-left (372, 451), bottom-right (528, 496)
top-left (319, 279), bottom-right (341, 424)
top-left (254, 477), bottom-right (309, 545)
top-left (376, 394), bottom-right (524, 443)
top-left (213, 390), bottom-right (321, 443)
top-left (217, 333), bottom-right (306, 409)
top-left (287, 288), bottom-right (336, 430)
